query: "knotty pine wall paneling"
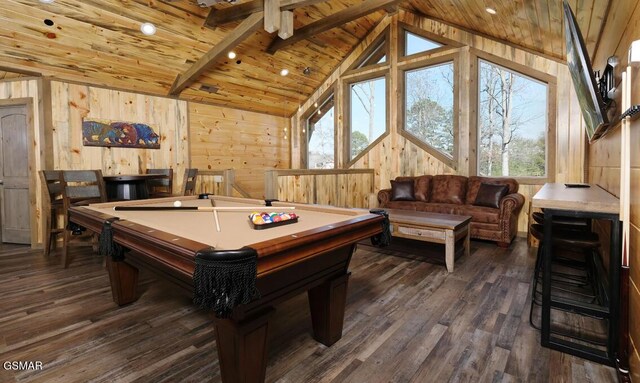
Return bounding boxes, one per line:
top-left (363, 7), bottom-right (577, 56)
top-left (0, 78), bottom-right (46, 247)
top-left (588, 0), bottom-right (640, 378)
top-left (291, 10), bottom-right (586, 233)
top-left (189, 103), bottom-right (290, 198)
top-left (50, 81), bottom-right (189, 189)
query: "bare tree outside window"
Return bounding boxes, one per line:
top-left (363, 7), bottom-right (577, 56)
top-left (350, 77), bottom-right (386, 160)
top-left (307, 96), bottom-right (335, 169)
top-left (478, 60), bottom-right (547, 177)
top-left (404, 62), bottom-right (455, 157)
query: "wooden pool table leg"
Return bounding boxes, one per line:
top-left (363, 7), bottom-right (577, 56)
top-left (214, 308), bottom-right (274, 383)
top-left (308, 272), bottom-right (350, 346)
top-left (106, 257), bottom-right (139, 305)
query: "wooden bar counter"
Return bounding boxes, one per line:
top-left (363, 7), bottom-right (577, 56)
top-left (532, 183), bottom-right (622, 369)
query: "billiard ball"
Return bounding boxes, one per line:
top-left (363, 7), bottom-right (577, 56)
top-left (173, 200), bottom-right (182, 207)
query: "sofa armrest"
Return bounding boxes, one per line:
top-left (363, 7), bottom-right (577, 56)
top-left (499, 193), bottom-right (525, 216)
top-left (378, 189), bottom-right (392, 207)
top-left (497, 193), bottom-right (525, 245)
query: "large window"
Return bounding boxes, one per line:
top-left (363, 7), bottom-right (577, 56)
top-left (477, 59), bottom-right (549, 177)
top-left (305, 94), bottom-right (335, 169)
top-left (403, 61), bottom-right (455, 159)
top-left (346, 75), bottom-right (387, 162)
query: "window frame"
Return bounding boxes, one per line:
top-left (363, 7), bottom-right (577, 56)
top-left (345, 27), bottom-right (390, 76)
top-left (471, 50), bottom-right (556, 184)
top-left (398, 53), bottom-right (459, 169)
top-left (398, 22), bottom-right (462, 60)
top-left (300, 83), bottom-right (337, 169)
top-left (343, 71), bottom-right (390, 167)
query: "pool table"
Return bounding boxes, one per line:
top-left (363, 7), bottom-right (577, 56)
top-left (68, 195), bottom-right (383, 383)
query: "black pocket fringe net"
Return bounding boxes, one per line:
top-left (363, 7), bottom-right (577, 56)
top-left (369, 209), bottom-right (391, 247)
top-left (193, 248), bottom-right (260, 318)
top-left (99, 218), bottom-right (125, 260)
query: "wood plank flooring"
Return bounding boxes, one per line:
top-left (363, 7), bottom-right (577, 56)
top-left (0, 239), bottom-right (617, 382)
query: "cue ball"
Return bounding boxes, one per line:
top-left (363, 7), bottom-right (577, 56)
top-left (173, 201), bottom-right (182, 207)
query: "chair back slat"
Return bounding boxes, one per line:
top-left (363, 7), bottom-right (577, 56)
top-left (182, 168), bottom-right (198, 196)
top-left (39, 170), bottom-right (64, 205)
top-left (146, 168), bottom-right (173, 197)
top-left (63, 170), bottom-right (100, 183)
top-left (66, 185), bottom-right (102, 199)
top-left (62, 170), bottom-right (107, 204)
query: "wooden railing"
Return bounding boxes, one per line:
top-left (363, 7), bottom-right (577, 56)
top-left (264, 169), bottom-right (376, 208)
top-left (195, 169), bottom-right (251, 198)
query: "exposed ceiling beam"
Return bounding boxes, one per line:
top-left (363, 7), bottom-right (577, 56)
top-left (279, 10), bottom-right (294, 39)
top-left (205, 0), bottom-right (327, 29)
top-left (264, 0), bottom-right (280, 33)
top-left (267, 0), bottom-right (404, 54)
top-left (169, 12), bottom-right (264, 96)
top-left (0, 65), bottom-right (42, 78)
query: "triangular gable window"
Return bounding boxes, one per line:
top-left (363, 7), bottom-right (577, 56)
top-left (348, 28), bottom-right (389, 71)
top-left (405, 31), bottom-right (442, 56)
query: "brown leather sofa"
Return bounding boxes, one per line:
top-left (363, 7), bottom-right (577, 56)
top-left (377, 175), bottom-right (525, 247)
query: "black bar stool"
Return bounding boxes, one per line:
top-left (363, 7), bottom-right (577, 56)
top-left (529, 223), bottom-right (602, 331)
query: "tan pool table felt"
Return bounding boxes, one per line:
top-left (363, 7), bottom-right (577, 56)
top-left (86, 197), bottom-right (367, 250)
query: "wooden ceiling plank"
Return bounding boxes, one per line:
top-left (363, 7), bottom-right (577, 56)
top-left (0, 28), bottom-right (185, 81)
top-left (169, 12), bottom-right (265, 96)
top-left (536, 0), bottom-right (555, 59)
top-left (264, 0), bottom-right (281, 33)
top-left (267, 0), bottom-right (404, 54)
top-left (51, 0), bottom-right (217, 46)
top-left (585, 0), bottom-right (610, 58)
top-left (0, 2), bottom-right (217, 63)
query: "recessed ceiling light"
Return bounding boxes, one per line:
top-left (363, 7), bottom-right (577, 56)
top-left (280, 69), bottom-right (289, 76)
top-left (39, 0), bottom-right (54, 3)
top-left (140, 22), bottom-right (156, 36)
top-left (485, 7), bottom-right (497, 15)
top-left (227, 51), bottom-right (236, 59)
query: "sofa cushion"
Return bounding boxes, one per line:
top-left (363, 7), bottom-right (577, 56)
top-left (390, 180), bottom-right (415, 201)
top-left (430, 175), bottom-right (467, 204)
top-left (395, 176), bottom-right (431, 201)
top-left (413, 175), bottom-right (431, 202)
top-left (455, 205), bottom-right (500, 224)
top-left (466, 176), bottom-right (519, 204)
top-left (416, 203), bottom-right (459, 215)
top-left (473, 183), bottom-right (509, 208)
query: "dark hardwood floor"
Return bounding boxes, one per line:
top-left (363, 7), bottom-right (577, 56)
top-left (0, 238), bottom-right (616, 383)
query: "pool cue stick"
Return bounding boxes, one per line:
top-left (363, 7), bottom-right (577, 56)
top-left (114, 206), bottom-right (296, 211)
top-left (616, 67), bottom-right (631, 380)
top-left (214, 209), bottom-right (221, 232)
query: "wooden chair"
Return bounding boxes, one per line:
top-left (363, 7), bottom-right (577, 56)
top-left (39, 170), bottom-right (65, 257)
top-left (61, 170), bottom-right (107, 268)
top-left (146, 168), bottom-right (173, 198)
top-left (181, 168), bottom-right (198, 196)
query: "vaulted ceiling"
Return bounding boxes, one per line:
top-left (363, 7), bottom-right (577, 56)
top-left (0, 0), bottom-right (610, 116)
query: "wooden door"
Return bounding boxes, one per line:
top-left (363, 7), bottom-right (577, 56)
top-left (0, 105), bottom-right (30, 244)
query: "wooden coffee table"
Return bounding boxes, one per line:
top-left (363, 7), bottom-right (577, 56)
top-left (384, 209), bottom-right (472, 272)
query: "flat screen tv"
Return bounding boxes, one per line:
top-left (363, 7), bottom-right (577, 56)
top-left (563, 1), bottom-right (610, 143)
